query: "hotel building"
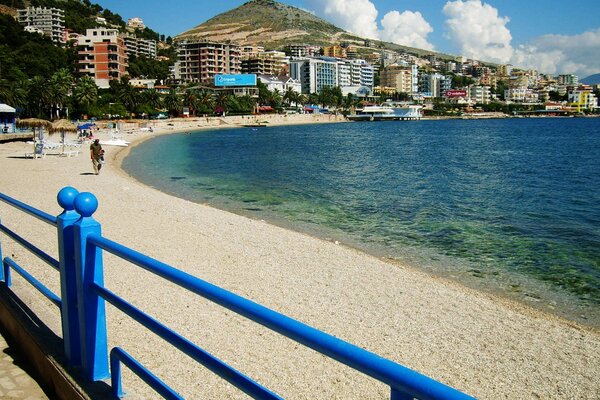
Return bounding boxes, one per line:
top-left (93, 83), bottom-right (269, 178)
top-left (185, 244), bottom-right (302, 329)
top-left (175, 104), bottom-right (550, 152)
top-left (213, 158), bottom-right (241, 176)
top-left (17, 6), bottom-right (65, 45)
top-left (76, 28), bottom-right (128, 89)
top-left (176, 41), bottom-right (241, 83)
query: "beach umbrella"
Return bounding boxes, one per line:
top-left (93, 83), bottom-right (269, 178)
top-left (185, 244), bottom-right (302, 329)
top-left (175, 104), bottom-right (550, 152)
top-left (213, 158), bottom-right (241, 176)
top-left (51, 119), bottom-right (78, 153)
top-left (16, 118), bottom-right (52, 140)
top-left (16, 118), bottom-right (52, 158)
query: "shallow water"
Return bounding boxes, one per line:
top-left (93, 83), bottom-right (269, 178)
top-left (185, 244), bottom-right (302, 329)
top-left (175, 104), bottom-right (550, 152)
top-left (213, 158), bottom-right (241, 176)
top-left (123, 118), bottom-right (600, 327)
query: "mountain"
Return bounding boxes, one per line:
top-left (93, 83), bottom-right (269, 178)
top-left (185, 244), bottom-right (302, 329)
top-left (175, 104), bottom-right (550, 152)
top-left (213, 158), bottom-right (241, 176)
top-left (175, 0), bottom-right (456, 60)
top-left (581, 74), bottom-right (600, 85)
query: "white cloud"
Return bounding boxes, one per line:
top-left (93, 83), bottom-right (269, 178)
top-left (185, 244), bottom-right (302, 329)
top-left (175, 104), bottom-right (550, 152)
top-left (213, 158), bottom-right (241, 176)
top-left (443, 0), bottom-right (512, 63)
top-left (306, 0), bottom-right (380, 39)
top-left (305, 0), bottom-right (435, 49)
top-left (380, 10), bottom-right (434, 50)
top-left (511, 29), bottom-right (600, 77)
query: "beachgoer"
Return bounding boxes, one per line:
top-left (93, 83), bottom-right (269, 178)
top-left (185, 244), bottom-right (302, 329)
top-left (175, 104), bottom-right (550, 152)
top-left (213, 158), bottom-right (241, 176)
top-left (90, 139), bottom-right (103, 175)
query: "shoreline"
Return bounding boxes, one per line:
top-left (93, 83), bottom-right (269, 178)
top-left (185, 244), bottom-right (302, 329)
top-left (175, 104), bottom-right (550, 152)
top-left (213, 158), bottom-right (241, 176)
top-left (1, 114), bottom-right (599, 398)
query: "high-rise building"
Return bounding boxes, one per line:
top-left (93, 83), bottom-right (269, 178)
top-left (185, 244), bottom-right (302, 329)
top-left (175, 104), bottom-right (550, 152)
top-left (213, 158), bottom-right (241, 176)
top-left (17, 7), bottom-right (65, 45)
top-left (241, 51), bottom-right (288, 76)
top-left (77, 28), bottom-right (128, 89)
top-left (123, 34), bottom-right (157, 59)
top-left (176, 41), bottom-right (241, 83)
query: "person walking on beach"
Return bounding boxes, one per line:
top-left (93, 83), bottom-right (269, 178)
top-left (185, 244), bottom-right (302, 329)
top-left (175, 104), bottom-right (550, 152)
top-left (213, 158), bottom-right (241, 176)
top-left (90, 139), bottom-right (103, 175)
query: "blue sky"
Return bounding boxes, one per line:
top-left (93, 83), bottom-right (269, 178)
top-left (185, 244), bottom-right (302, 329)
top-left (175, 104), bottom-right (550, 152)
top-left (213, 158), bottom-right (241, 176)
top-left (96, 0), bottom-right (600, 77)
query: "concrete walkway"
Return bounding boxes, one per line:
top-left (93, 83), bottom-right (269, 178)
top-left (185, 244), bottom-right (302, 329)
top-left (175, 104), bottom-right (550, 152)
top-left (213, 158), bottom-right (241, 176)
top-left (0, 332), bottom-right (48, 399)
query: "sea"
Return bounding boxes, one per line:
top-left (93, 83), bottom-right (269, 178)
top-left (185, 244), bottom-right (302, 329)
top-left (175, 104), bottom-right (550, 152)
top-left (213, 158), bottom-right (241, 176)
top-left (122, 117), bottom-right (600, 328)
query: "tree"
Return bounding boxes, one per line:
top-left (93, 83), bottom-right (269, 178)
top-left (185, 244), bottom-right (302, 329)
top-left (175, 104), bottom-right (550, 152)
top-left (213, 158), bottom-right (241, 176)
top-left (72, 75), bottom-right (98, 117)
top-left (26, 76), bottom-right (52, 118)
top-left (48, 68), bottom-right (73, 119)
top-left (214, 91), bottom-right (230, 116)
top-left (163, 89), bottom-right (181, 117)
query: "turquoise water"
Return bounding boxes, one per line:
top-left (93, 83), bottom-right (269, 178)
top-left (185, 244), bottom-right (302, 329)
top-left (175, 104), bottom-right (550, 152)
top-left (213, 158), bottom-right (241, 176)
top-left (122, 118), bottom-right (600, 327)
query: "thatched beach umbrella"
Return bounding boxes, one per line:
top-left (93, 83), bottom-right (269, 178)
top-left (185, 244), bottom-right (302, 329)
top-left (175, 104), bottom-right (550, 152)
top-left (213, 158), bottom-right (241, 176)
top-left (16, 118), bottom-right (53, 140)
top-left (51, 119), bottom-right (78, 153)
top-left (16, 118), bottom-right (53, 158)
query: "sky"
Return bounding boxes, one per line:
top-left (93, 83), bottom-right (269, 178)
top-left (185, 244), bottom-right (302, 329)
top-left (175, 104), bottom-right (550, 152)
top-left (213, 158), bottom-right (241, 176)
top-left (96, 0), bottom-right (600, 78)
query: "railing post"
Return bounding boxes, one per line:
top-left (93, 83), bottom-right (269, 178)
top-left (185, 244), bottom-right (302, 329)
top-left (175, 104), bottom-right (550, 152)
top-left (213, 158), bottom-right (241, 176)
top-left (73, 192), bottom-right (109, 381)
top-left (56, 186), bottom-right (82, 367)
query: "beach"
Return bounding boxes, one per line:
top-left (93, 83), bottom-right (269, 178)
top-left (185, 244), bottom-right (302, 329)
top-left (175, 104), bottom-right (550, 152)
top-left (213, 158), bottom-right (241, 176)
top-left (0, 114), bottom-right (599, 399)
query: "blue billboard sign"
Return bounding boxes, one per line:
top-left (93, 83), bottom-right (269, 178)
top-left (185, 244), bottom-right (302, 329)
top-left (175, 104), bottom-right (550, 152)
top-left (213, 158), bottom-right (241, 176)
top-left (214, 74), bottom-right (257, 87)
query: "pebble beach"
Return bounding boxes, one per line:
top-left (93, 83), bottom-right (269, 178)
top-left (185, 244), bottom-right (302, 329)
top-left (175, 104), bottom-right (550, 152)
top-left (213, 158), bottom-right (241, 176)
top-left (1, 114), bottom-right (599, 399)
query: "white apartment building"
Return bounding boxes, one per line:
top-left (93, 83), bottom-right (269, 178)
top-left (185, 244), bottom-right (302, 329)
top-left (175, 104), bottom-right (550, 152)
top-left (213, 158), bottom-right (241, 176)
top-left (468, 85), bottom-right (491, 104)
top-left (568, 88), bottom-right (598, 111)
top-left (17, 7), bottom-right (65, 45)
top-left (504, 87), bottom-right (539, 103)
top-left (289, 57), bottom-right (375, 94)
top-left (127, 17), bottom-right (145, 30)
top-left (419, 73), bottom-right (452, 98)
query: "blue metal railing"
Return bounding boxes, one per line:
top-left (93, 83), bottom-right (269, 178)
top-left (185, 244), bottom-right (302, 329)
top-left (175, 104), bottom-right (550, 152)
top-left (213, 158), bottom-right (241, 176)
top-left (0, 187), bottom-right (476, 399)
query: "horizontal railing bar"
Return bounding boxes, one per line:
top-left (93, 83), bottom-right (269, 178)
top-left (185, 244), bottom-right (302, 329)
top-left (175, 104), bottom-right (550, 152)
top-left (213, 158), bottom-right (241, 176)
top-left (110, 347), bottom-right (183, 400)
top-left (95, 284), bottom-right (283, 400)
top-left (3, 257), bottom-right (61, 308)
top-left (90, 234), bottom-right (473, 400)
top-left (0, 192), bottom-right (57, 226)
top-left (0, 223), bottom-right (60, 271)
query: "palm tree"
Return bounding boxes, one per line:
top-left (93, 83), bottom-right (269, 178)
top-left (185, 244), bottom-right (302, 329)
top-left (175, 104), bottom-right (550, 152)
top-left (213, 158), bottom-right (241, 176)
top-left (27, 76), bottom-right (52, 118)
top-left (143, 89), bottom-right (162, 110)
top-left (214, 91), bottom-right (230, 116)
top-left (72, 75), bottom-right (98, 117)
top-left (163, 89), bottom-right (181, 117)
top-left (115, 80), bottom-right (140, 117)
top-left (183, 89), bottom-right (199, 116)
top-left (197, 90), bottom-right (215, 115)
top-left (48, 68), bottom-right (73, 119)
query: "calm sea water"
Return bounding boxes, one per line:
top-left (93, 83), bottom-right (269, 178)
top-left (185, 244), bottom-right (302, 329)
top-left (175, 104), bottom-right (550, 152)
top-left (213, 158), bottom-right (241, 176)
top-left (122, 118), bottom-right (600, 327)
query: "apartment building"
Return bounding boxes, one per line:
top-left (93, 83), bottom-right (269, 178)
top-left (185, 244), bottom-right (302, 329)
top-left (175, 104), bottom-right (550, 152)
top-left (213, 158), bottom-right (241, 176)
top-left (17, 6), bottom-right (65, 45)
top-left (468, 85), bottom-right (491, 104)
top-left (176, 41), bottom-right (241, 83)
top-left (380, 65), bottom-right (413, 94)
top-left (323, 45), bottom-right (346, 58)
top-left (419, 73), bottom-right (452, 98)
top-left (241, 51), bottom-right (288, 76)
top-left (123, 34), bottom-right (157, 59)
top-left (76, 28), bottom-right (128, 89)
top-left (349, 59), bottom-right (374, 88)
top-left (504, 87), bottom-right (539, 103)
top-left (285, 44), bottom-right (321, 59)
top-left (568, 86), bottom-right (598, 111)
top-left (127, 17), bottom-right (145, 31)
top-left (289, 57), bottom-right (338, 94)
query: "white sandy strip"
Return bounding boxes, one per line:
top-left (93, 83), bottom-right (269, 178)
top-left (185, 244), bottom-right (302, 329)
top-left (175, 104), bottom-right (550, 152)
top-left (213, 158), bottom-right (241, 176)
top-left (0, 115), bottom-right (599, 400)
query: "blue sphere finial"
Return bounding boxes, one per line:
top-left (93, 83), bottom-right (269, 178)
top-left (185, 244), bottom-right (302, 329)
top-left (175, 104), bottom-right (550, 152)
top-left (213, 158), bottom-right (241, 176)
top-left (57, 186), bottom-right (79, 210)
top-left (74, 192), bottom-right (98, 217)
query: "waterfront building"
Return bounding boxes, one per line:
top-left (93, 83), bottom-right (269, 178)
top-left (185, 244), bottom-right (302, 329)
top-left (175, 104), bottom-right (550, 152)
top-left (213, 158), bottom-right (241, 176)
top-left (76, 28), bottom-right (128, 89)
top-left (568, 86), bottom-right (598, 112)
top-left (241, 51), bottom-right (288, 76)
top-left (348, 59), bottom-right (374, 88)
top-left (176, 40), bottom-right (241, 83)
top-left (419, 73), bottom-right (452, 98)
top-left (289, 57), bottom-right (338, 94)
top-left (257, 74), bottom-right (301, 94)
top-left (468, 85), bottom-right (491, 104)
top-left (123, 34), bottom-right (157, 59)
top-left (504, 87), bottom-right (539, 103)
top-left (380, 65), bottom-right (413, 94)
top-left (17, 6), bottom-right (65, 45)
